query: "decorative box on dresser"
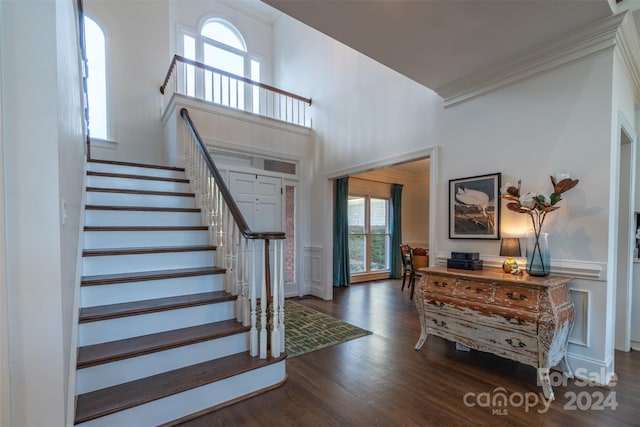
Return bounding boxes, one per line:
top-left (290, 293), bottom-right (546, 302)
top-left (414, 266), bottom-right (575, 400)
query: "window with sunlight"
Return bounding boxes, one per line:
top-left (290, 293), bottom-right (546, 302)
top-left (348, 196), bottom-right (390, 274)
top-left (84, 16), bottom-right (107, 140)
top-left (182, 19), bottom-right (261, 113)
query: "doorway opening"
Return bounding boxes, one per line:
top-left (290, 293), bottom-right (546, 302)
top-left (346, 158), bottom-right (430, 284)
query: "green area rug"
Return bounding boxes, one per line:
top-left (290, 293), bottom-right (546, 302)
top-left (284, 300), bottom-right (371, 358)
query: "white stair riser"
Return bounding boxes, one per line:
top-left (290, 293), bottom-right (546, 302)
top-left (87, 175), bottom-right (192, 193)
top-left (84, 229), bottom-right (209, 249)
top-left (76, 333), bottom-right (249, 394)
top-left (85, 210), bottom-right (202, 227)
top-left (86, 191), bottom-right (196, 209)
top-left (81, 274), bottom-right (224, 306)
top-left (75, 360), bottom-right (286, 427)
top-left (79, 301), bottom-right (236, 346)
top-left (88, 162), bottom-right (185, 179)
top-left (83, 250), bottom-right (215, 276)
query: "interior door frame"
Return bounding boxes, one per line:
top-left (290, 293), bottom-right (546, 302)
top-left (614, 111), bottom-right (636, 351)
top-left (324, 146), bottom-right (438, 300)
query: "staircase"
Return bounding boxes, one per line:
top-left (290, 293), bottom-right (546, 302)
top-left (74, 159), bottom-right (287, 427)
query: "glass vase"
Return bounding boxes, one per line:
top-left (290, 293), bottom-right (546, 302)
top-left (526, 230), bottom-right (550, 276)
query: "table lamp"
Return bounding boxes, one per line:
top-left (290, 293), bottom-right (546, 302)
top-left (500, 238), bottom-right (521, 273)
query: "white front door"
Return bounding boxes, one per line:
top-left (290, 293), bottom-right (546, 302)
top-left (229, 172), bottom-right (282, 232)
top-left (229, 172), bottom-right (285, 297)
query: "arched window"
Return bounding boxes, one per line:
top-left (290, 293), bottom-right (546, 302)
top-left (83, 16), bottom-right (108, 140)
top-left (182, 18), bottom-right (260, 113)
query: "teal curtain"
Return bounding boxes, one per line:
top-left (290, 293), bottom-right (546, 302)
top-left (390, 183), bottom-right (403, 278)
top-left (333, 177), bottom-right (350, 287)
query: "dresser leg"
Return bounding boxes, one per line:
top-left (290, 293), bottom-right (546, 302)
top-left (537, 368), bottom-right (555, 401)
top-left (413, 278), bottom-right (428, 350)
top-left (415, 332), bottom-right (429, 350)
top-left (559, 353), bottom-right (574, 379)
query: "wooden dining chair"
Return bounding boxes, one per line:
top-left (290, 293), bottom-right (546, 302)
top-left (408, 247), bottom-right (428, 300)
top-left (400, 244), bottom-right (412, 292)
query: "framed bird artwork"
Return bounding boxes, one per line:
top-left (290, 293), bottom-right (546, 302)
top-left (449, 172), bottom-right (501, 239)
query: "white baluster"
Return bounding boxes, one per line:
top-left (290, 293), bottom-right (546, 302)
top-left (249, 239), bottom-right (257, 356)
top-left (271, 240), bottom-right (280, 357)
top-left (279, 240), bottom-right (285, 353)
top-left (243, 237), bottom-right (250, 327)
top-left (234, 227), bottom-right (243, 322)
top-left (208, 182), bottom-right (216, 247)
top-left (226, 212), bottom-right (235, 297)
top-left (260, 240), bottom-right (267, 359)
top-left (223, 206), bottom-right (228, 281)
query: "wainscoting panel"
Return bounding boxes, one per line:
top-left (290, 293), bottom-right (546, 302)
top-left (569, 289), bottom-right (590, 347)
top-left (305, 246), bottom-right (324, 298)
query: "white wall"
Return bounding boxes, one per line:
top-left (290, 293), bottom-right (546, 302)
top-left (272, 17), bottom-right (441, 293)
top-left (1, 1), bottom-right (85, 425)
top-left (85, 0), bottom-right (170, 164)
top-left (56, 0), bottom-right (87, 421)
top-left (86, 0), bottom-right (276, 165)
top-left (0, 1), bottom-right (9, 424)
top-left (273, 15), bottom-right (619, 380)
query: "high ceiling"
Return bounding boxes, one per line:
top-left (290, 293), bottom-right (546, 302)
top-left (262, 0), bottom-right (616, 94)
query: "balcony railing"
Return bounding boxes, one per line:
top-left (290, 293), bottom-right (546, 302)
top-left (161, 55), bottom-right (312, 127)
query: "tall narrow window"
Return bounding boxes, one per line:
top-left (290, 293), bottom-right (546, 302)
top-left (285, 185), bottom-right (296, 284)
top-left (348, 196), bottom-right (390, 274)
top-left (84, 16), bottom-right (107, 140)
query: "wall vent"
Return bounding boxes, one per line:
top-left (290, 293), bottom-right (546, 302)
top-left (264, 159), bottom-right (296, 175)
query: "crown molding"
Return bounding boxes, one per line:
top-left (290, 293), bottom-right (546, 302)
top-left (616, 12), bottom-right (640, 103)
top-left (437, 13), bottom-right (629, 108)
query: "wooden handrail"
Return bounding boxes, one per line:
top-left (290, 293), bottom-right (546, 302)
top-left (179, 108), bottom-right (285, 241)
top-left (162, 55), bottom-right (312, 106)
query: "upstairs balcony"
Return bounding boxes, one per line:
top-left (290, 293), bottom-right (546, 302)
top-left (161, 55), bottom-right (312, 128)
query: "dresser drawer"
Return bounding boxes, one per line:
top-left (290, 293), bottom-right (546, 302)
top-left (454, 280), bottom-right (494, 303)
top-left (425, 274), bottom-right (456, 296)
top-left (424, 311), bottom-right (538, 359)
top-left (425, 294), bottom-right (538, 335)
top-left (494, 285), bottom-right (540, 311)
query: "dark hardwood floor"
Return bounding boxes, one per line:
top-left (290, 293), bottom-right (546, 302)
top-left (180, 279), bottom-right (640, 426)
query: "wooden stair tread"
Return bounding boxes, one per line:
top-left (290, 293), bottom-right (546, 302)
top-left (87, 171), bottom-right (189, 183)
top-left (85, 205), bottom-right (200, 212)
top-left (74, 352), bottom-right (287, 425)
top-left (88, 159), bottom-right (185, 172)
top-left (81, 266), bottom-right (225, 286)
top-left (79, 291), bottom-right (235, 323)
top-left (83, 245), bottom-right (216, 257)
top-left (84, 225), bottom-right (208, 232)
top-left (77, 320), bottom-right (249, 368)
top-left (86, 187), bottom-right (195, 197)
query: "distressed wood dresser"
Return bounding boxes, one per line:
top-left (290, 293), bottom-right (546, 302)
top-left (414, 266), bottom-right (575, 400)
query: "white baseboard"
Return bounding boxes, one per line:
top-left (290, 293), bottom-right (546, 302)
top-left (565, 352), bottom-right (615, 387)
